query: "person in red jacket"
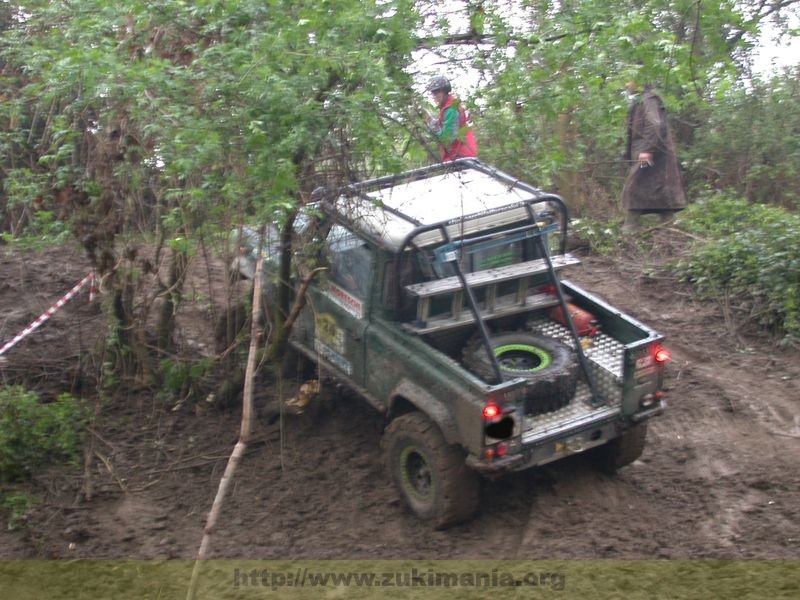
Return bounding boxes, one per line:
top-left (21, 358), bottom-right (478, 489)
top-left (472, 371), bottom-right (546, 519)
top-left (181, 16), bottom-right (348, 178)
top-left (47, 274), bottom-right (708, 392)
top-left (424, 75), bottom-right (478, 162)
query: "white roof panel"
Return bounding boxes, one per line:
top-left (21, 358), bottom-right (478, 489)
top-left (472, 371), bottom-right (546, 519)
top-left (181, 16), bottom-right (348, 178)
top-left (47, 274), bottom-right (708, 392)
top-left (330, 163), bottom-right (554, 252)
top-left (365, 168), bottom-right (536, 224)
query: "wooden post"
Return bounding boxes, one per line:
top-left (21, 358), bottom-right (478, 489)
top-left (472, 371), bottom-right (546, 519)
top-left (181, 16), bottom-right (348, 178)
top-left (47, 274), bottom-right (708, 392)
top-left (186, 256), bottom-right (264, 599)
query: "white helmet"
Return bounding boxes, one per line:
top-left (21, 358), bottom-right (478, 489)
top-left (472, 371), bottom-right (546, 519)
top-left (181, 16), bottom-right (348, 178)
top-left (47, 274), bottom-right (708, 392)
top-left (426, 75), bottom-right (451, 93)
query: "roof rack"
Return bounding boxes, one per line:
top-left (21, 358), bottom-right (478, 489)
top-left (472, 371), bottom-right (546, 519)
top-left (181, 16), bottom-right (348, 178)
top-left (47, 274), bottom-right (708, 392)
top-left (322, 159), bottom-right (569, 254)
top-left (319, 159), bottom-right (603, 405)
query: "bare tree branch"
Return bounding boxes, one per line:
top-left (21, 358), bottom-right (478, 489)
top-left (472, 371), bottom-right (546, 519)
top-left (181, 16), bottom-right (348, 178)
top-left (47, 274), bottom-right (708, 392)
top-left (186, 256), bottom-right (265, 599)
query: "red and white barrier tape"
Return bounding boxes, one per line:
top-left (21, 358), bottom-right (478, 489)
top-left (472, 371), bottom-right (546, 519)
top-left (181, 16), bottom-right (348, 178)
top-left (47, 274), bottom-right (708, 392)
top-left (0, 272), bottom-right (98, 358)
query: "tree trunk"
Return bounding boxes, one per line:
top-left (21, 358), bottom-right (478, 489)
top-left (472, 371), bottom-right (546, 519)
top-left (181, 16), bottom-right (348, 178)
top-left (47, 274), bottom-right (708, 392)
top-left (156, 249), bottom-right (188, 353)
top-left (107, 266), bottom-right (152, 385)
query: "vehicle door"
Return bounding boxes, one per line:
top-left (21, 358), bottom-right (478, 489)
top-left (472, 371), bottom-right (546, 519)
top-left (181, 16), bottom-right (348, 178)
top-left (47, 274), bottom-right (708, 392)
top-left (309, 224), bottom-right (372, 385)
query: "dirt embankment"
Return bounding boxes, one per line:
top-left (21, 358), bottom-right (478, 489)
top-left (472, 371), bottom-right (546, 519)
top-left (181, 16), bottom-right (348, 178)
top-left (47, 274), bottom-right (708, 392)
top-left (1, 237), bottom-right (798, 560)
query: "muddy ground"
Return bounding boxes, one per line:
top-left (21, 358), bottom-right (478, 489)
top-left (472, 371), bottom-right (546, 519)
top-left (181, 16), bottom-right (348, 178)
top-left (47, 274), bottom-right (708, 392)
top-left (1, 232), bottom-right (798, 560)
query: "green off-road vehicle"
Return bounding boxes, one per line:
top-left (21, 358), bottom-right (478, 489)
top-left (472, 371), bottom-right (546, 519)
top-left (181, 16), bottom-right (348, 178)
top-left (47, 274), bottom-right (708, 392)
top-left (254, 159), bottom-right (669, 528)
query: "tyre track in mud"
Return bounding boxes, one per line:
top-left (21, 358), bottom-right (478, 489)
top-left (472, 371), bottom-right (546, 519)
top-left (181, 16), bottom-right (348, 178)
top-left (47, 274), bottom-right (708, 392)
top-left (528, 255), bottom-right (800, 559)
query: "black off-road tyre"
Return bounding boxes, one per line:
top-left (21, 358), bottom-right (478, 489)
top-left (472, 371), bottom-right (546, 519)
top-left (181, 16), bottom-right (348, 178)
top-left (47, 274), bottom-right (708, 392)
top-left (592, 422), bottom-right (649, 474)
top-left (462, 332), bottom-right (579, 415)
top-left (382, 412), bottom-right (480, 529)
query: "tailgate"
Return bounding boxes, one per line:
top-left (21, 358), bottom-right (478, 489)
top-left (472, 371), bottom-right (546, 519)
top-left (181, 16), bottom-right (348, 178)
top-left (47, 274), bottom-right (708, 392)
top-left (521, 279), bottom-right (665, 444)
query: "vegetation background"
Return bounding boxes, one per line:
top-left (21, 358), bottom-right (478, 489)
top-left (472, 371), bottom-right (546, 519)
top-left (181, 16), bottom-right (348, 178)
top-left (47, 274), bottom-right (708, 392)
top-left (0, 0), bottom-right (798, 515)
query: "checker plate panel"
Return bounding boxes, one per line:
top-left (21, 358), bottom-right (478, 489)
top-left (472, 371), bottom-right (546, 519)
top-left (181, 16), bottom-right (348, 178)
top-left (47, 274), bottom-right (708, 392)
top-left (522, 318), bottom-right (628, 443)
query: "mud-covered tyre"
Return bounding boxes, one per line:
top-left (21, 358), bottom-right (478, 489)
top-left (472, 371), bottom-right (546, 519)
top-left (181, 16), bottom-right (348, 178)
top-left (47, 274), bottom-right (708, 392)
top-left (593, 422), bottom-right (648, 474)
top-left (383, 412), bottom-right (480, 529)
top-left (462, 332), bottom-right (579, 415)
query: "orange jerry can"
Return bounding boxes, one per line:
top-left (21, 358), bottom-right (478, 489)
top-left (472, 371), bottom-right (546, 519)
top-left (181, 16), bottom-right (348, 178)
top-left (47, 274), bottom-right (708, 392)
top-left (549, 302), bottom-right (600, 337)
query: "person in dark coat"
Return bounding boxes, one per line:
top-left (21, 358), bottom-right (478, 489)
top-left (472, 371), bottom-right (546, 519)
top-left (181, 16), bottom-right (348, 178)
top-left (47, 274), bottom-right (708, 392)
top-left (621, 82), bottom-right (687, 230)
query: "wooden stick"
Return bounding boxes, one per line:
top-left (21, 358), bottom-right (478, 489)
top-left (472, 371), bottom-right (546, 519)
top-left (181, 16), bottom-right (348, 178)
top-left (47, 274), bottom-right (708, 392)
top-left (187, 261), bottom-right (325, 599)
top-left (186, 256), bottom-right (264, 599)
top-left (282, 267), bottom-right (327, 334)
top-left (94, 450), bottom-right (128, 494)
top-left (82, 437), bottom-right (94, 502)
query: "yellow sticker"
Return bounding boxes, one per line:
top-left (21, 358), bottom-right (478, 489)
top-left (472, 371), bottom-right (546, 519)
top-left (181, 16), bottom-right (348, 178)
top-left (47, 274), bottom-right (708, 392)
top-left (315, 313), bottom-right (345, 354)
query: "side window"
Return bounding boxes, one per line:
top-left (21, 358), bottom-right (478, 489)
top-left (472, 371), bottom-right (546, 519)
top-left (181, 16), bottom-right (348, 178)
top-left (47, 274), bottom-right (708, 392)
top-left (326, 225), bottom-right (373, 298)
top-left (383, 252), bottom-right (430, 315)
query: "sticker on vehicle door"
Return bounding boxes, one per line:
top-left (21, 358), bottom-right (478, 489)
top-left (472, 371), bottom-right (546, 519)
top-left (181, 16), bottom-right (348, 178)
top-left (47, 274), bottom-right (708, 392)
top-left (315, 313), bottom-right (345, 354)
top-left (324, 282), bottom-right (364, 319)
top-left (314, 339), bottom-right (352, 375)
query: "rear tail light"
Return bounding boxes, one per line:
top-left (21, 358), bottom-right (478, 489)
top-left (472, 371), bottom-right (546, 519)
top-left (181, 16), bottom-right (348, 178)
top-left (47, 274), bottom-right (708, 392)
top-left (484, 442), bottom-right (509, 459)
top-left (483, 402), bottom-right (502, 420)
top-left (484, 400), bottom-right (514, 441)
top-left (654, 348), bottom-right (671, 363)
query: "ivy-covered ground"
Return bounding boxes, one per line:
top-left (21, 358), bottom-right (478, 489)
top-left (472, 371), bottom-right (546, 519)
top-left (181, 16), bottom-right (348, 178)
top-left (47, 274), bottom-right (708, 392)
top-left (1, 235), bottom-right (799, 560)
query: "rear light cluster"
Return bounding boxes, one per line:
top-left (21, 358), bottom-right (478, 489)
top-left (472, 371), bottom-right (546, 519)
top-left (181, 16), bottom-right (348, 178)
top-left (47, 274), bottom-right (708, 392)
top-left (654, 347), bottom-right (671, 363)
top-left (640, 390), bottom-right (666, 409)
top-left (640, 345), bottom-right (670, 410)
top-left (483, 403), bottom-right (501, 420)
top-left (484, 443), bottom-right (509, 459)
top-left (483, 399), bottom-right (515, 460)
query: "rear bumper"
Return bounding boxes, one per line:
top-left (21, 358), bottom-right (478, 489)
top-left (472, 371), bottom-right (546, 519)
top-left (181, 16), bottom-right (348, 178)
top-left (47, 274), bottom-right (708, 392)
top-left (467, 422), bottom-right (614, 476)
top-left (465, 452), bottom-right (527, 475)
top-left (466, 401), bottom-right (665, 476)
top-left (631, 398), bottom-right (667, 422)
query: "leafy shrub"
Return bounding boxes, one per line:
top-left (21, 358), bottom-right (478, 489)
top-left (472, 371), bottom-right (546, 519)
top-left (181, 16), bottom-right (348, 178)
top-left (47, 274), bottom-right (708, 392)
top-left (569, 217), bottom-right (626, 256)
top-left (158, 357), bottom-right (214, 404)
top-left (683, 73), bottom-right (800, 210)
top-left (1, 493), bottom-right (38, 531)
top-left (0, 210), bottom-right (72, 249)
top-left (0, 387), bottom-right (88, 482)
top-left (676, 194), bottom-right (800, 343)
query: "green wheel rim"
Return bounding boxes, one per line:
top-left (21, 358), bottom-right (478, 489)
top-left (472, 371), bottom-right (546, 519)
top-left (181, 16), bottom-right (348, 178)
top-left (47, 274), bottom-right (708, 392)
top-left (399, 445), bottom-right (434, 500)
top-left (494, 343), bottom-right (551, 373)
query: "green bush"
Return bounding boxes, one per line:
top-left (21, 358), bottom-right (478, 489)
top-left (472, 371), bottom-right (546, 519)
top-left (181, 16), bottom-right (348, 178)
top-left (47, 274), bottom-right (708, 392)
top-left (158, 357), bottom-right (214, 402)
top-left (683, 73), bottom-right (800, 210)
top-left (570, 217), bottom-right (626, 256)
top-left (0, 386), bottom-right (88, 482)
top-left (1, 493), bottom-right (38, 531)
top-left (676, 194), bottom-right (800, 343)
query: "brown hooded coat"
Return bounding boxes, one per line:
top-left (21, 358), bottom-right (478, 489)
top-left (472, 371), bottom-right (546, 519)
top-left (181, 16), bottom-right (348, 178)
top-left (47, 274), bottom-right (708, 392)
top-left (621, 89), bottom-right (687, 212)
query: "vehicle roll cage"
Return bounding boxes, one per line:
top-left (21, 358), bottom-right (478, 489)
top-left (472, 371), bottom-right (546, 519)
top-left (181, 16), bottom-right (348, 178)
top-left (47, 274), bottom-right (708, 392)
top-left (323, 159), bottom-right (602, 406)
